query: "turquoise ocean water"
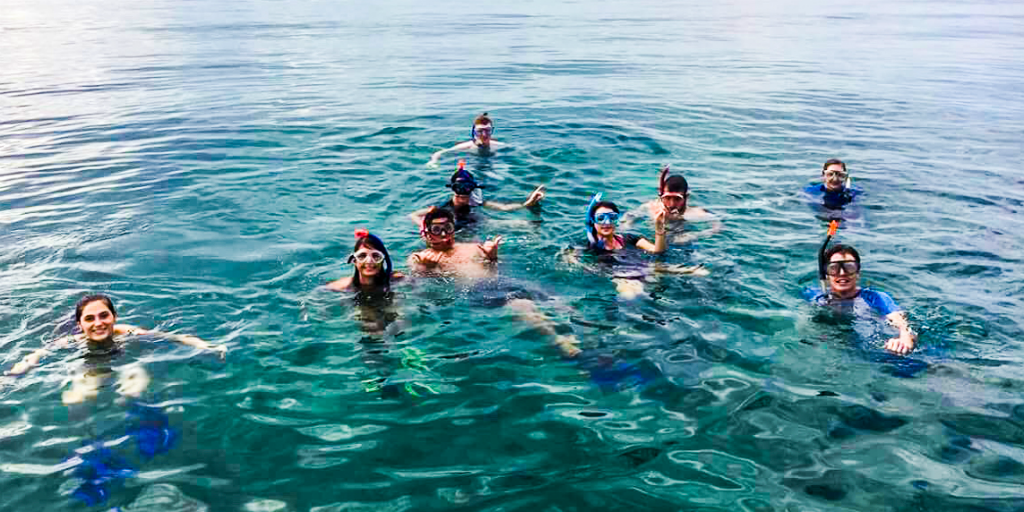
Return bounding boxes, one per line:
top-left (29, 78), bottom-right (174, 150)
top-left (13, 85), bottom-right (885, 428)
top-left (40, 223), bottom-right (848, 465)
top-left (3, 0), bottom-right (1024, 509)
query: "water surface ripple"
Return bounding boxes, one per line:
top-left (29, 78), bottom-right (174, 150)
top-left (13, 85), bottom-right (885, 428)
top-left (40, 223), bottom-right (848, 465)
top-left (2, 0), bottom-right (1024, 510)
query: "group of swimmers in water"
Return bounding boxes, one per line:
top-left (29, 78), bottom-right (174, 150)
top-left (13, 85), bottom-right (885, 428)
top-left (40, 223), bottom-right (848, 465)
top-left (5, 112), bottom-right (917, 404)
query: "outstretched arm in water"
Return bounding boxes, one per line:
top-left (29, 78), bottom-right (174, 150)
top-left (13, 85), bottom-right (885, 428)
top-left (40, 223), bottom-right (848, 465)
top-left (428, 141), bottom-right (475, 166)
top-left (482, 185), bottom-right (546, 211)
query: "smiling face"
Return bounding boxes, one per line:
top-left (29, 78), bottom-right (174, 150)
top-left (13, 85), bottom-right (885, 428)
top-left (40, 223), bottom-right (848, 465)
top-left (660, 192), bottom-right (688, 216)
top-left (827, 251), bottom-right (860, 297)
top-left (424, 217), bottom-right (455, 250)
top-left (78, 300), bottom-right (117, 343)
top-left (593, 206), bottom-right (618, 238)
top-left (823, 163), bottom-right (847, 192)
top-left (351, 247), bottom-right (384, 281)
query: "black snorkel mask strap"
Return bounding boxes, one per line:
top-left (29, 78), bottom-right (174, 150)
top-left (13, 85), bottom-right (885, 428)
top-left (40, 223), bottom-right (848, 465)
top-left (658, 165), bottom-right (669, 196)
top-left (818, 220), bottom-right (840, 301)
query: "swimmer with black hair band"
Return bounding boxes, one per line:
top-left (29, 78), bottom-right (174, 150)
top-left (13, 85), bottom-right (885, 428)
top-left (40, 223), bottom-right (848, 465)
top-left (427, 113), bottom-right (506, 167)
top-left (409, 160), bottom-right (545, 229)
top-left (6, 294), bottom-right (226, 404)
top-left (410, 207), bottom-right (581, 357)
top-left (565, 193), bottom-right (708, 299)
top-left (620, 165), bottom-right (721, 244)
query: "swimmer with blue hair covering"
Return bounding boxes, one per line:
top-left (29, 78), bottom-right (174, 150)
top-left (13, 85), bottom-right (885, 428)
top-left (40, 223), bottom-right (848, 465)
top-left (409, 160), bottom-right (546, 229)
top-left (5, 294), bottom-right (226, 404)
top-left (564, 193), bottom-right (707, 299)
top-left (427, 112), bottom-right (508, 166)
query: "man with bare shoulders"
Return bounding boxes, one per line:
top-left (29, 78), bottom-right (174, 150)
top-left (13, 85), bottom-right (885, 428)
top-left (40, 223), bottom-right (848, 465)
top-left (408, 207), bottom-right (504, 278)
top-left (408, 207), bottom-right (580, 357)
top-left (621, 166), bottom-right (721, 244)
top-left (427, 112), bottom-right (507, 167)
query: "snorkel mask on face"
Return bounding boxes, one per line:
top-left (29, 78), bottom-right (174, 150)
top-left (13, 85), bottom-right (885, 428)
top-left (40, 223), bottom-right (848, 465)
top-left (585, 193), bottom-right (604, 249)
top-left (420, 206), bottom-right (456, 243)
top-left (350, 229), bottom-right (393, 286)
top-left (658, 164), bottom-right (688, 215)
top-left (470, 114), bottom-right (494, 141)
top-left (447, 159), bottom-right (483, 196)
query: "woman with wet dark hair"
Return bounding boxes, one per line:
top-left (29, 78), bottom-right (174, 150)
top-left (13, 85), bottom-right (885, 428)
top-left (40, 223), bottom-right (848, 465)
top-left (6, 294), bottom-right (226, 404)
top-left (327, 229), bottom-right (404, 293)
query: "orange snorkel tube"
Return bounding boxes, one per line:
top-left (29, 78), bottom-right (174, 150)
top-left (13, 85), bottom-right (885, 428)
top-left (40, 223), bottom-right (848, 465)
top-left (818, 220), bottom-right (840, 301)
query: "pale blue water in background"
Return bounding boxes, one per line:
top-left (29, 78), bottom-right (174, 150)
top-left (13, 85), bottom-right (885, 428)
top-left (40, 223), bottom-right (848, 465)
top-left (2, 0), bottom-right (1024, 510)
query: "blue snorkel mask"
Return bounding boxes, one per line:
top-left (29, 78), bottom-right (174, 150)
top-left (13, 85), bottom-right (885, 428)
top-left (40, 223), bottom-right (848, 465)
top-left (471, 117), bottom-right (494, 140)
top-left (586, 192), bottom-right (603, 249)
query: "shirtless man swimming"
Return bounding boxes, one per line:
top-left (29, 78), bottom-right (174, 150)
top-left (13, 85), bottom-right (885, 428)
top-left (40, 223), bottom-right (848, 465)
top-left (621, 165), bottom-right (721, 244)
top-left (409, 207), bottom-right (580, 357)
top-left (427, 113), bottom-right (507, 167)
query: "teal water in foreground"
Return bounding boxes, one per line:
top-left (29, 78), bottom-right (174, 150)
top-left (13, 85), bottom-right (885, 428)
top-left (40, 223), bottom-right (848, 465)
top-left (3, 0), bottom-right (1024, 510)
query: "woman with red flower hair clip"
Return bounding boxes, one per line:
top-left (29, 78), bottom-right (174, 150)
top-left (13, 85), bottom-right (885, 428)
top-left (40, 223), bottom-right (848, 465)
top-left (328, 229), bottom-right (405, 293)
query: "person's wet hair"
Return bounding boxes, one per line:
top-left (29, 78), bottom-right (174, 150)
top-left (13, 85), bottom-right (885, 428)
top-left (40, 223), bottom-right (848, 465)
top-left (664, 175), bottom-right (688, 194)
top-left (824, 244), bottom-right (860, 267)
top-left (75, 294), bottom-right (116, 323)
top-left (473, 112), bottom-right (492, 127)
top-left (423, 207), bottom-right (456, 227)
top-left (823, 158), bottom-right (847, 172)
top-left (351, 232), bottom-right (393, 289)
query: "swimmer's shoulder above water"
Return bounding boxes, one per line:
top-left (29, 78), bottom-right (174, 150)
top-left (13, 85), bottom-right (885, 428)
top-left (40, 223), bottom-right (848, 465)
top-left (427, 112), bottom-right (506, 167)
top-left (6, 294), bottom-right (226, 376)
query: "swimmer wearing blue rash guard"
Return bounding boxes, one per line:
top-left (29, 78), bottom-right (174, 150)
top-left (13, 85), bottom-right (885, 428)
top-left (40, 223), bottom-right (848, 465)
top-left (803, 244), bottom-right (917, 355)
top-left (804, 158), bottom-right (862, 210)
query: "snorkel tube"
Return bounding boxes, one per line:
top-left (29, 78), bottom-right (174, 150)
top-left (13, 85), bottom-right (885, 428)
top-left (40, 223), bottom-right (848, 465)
top-left (585, 192), bottom-right (603, 249)
top-left (818, 220), bottom-right (840, 301)
top-left (658, 165), bottom-right (670, 197)
top-left (351, 229), bottom-right (393, 288)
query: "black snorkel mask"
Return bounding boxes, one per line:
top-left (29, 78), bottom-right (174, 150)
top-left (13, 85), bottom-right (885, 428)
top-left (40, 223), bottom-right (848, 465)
top-left (446, 160), bottom-right (483, 196)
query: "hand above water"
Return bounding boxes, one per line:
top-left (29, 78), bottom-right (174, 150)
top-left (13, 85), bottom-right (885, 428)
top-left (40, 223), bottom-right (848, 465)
top-left (523, 185), bottom-right (546, 207)
top-left (884, 335), bottom-right (915, 355)
top-left (412, 250), bottom-right (446, 268)
top-left (478, 235), bottom-right (504, 261)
